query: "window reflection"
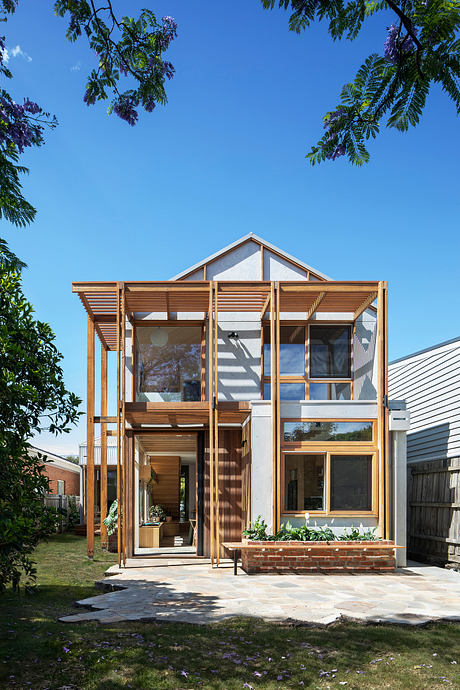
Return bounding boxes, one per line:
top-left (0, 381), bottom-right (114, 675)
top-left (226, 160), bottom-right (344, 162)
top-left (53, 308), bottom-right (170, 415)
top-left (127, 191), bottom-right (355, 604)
top-left (136, 326), bottom-right (202, 402)
top-left (309, 382), bottom-right (351, 400)
top-left (264, 382), bottom-right (305, 400)
top-left (310, 325), bottom-right (351, 378)
top-left (264, 325), bottom-right (305, 376)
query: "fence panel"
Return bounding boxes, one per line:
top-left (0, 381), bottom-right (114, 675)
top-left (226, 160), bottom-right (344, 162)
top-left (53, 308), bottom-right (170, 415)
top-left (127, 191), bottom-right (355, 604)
top-left (407, 457), bottom-right (460, 566)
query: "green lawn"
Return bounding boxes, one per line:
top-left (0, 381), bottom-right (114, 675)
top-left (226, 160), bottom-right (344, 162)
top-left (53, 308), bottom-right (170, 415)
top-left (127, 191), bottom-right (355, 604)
top-left (0, 534), bottom-right (459, 689)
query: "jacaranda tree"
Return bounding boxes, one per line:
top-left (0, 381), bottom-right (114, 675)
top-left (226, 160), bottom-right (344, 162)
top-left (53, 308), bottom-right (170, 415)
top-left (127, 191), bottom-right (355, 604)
top-left (262, 0), bottom-right (460, 164)
top-left (0, 241), bottom-right (81, 591)
top-left (1, 0), bottom-right (178, 226)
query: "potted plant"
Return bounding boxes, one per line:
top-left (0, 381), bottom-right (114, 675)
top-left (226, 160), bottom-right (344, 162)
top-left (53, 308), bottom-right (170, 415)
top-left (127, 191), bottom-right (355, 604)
top-left (148, 504), bottom-right (166, 523)
top-left (103, 499), bottom-right (121, 553)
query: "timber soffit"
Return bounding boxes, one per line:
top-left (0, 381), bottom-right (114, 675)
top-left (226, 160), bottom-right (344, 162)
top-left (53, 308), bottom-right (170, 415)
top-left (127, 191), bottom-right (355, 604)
top-left (72, 280), bottom-right (380, 351)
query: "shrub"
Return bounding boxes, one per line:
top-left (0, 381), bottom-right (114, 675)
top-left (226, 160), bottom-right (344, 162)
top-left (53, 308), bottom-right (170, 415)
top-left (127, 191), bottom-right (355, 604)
top-left (243, 515), bottom-right (378, 542)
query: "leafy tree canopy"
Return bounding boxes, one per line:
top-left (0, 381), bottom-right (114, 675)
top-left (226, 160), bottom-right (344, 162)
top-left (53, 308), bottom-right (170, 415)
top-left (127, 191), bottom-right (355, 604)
top-left (262, 0), bottom-right (460, 164)
top-left (0, 240), bottom-right (81, 591)
top-left (0, 0), bottom-right (178, 227)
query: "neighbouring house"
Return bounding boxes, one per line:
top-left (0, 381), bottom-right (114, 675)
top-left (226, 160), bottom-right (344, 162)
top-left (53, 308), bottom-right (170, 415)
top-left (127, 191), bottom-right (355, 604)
top-left (389, 337), bottom-right (460, 567)
top-left (74, 233), bottom-right (409, 566)
top-left (29, 445), bottom-right (81, 497)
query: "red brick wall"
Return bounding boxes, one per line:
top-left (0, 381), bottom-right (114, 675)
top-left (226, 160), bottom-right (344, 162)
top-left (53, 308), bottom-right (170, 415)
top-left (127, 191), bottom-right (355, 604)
top-left (241, 541), bottom-right (396, 574)
top-left (44, 463), bottom-right (80, 496)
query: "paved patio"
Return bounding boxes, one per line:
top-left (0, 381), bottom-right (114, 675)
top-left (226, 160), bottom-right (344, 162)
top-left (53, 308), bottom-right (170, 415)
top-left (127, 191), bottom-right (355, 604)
top-left (60, 558), bottom-right (460, 627)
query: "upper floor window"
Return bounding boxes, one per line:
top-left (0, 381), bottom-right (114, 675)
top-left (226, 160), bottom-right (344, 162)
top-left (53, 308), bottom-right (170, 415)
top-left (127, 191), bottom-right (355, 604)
top-left (136, 326), bottom-right (202, 402)
top-left (263, 325), bottom-right (305, 376)
top-left (309, 325), bottom-right (351, 379)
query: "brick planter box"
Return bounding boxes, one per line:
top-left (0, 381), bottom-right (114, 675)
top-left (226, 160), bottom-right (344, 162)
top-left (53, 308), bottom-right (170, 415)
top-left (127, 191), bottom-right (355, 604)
top-left (241, 540), bottom-right (397, 574)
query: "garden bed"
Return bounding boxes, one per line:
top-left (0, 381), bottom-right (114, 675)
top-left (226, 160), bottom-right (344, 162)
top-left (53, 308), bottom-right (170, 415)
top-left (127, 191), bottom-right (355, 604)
top-left (241, 540), bottom-right (398, 574)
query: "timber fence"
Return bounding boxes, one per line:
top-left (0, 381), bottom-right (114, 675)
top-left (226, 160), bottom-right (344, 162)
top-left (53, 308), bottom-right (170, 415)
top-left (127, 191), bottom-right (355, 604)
top-left (407, 457), bottom-right (460, 568)
top-left (44, 494), bottom-right (80, 533)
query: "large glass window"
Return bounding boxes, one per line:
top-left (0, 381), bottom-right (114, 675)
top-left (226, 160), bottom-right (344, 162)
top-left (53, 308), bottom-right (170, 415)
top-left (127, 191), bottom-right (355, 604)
top-left (284, 421), bottom-right (373, 443)
top-left (284, 454), bottom-right (325, 511)
top-left (136, 326), bottom-right (202, 402)
top-left (309, 382), bottom-right (351, 401)
top-left (310, 325), bottom-right (351, 378)
top-left (264, 382), bottom-right (305, 401)
top-left (264, 325), bottom-right (305, 376)
top-left (330, 455), bottom-right (372, 511)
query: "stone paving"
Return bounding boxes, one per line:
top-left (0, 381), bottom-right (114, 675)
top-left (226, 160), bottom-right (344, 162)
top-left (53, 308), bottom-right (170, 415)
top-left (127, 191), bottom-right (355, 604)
top-left (60, 558), bottom-right (460, 627)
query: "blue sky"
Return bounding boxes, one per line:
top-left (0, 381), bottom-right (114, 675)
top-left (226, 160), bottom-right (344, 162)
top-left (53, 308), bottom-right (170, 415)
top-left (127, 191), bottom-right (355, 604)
top-left (3, 0), bottom-right (459, 454)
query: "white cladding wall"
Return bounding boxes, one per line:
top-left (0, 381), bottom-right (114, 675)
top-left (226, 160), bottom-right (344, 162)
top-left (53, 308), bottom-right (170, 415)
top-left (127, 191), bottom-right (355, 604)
top-left (353, 308), bottom-right (378, 400)
top-left (389, 338), bottom-right (460, 462)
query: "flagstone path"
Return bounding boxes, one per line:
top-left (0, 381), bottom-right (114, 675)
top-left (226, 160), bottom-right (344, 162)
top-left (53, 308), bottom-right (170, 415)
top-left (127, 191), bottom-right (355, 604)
top-left (60, 559), bottom-right (460, 627)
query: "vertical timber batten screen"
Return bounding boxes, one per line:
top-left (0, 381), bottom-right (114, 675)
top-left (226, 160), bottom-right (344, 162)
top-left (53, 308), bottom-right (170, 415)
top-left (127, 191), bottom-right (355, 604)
top-left (100, 344), bottom-right (108, 549)
top-left (86, 316), bottom-right (95, 558)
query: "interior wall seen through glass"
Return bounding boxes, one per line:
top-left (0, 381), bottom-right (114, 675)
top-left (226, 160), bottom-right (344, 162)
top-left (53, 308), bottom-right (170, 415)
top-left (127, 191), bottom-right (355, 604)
top-left (309, 325), bottom-right (351, 378)
top-left (284, 454), bottom-right (325, 511)
top-left (136, 326), bottom-right (202, 402)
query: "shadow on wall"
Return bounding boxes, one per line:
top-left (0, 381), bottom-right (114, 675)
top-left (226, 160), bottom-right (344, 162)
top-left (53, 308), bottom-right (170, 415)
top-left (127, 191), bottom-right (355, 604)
top-left (354, 316), bottom-right (377, 401)
top-left (217, 325), bottom-right (261, 401)
top-left (407, 422), bottom-right (450, 462)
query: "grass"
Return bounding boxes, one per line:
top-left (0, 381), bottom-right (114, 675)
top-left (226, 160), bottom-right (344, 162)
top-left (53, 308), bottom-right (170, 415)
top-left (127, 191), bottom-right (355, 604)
top-left (0, 534), bottom-right (459, 689)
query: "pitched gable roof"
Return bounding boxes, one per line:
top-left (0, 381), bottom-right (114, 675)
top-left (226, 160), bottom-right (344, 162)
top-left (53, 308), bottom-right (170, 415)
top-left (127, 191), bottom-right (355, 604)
top-left (171, 233), bottom-right (332, 281)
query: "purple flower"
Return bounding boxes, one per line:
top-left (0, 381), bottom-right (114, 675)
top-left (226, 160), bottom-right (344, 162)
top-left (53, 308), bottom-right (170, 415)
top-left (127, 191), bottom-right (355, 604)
top-left (144, 98), bottom-right (156, 112)
top-left (161, 61), bottom-right (175, 80)
top-left (159, 16), bottom-right (178, 50)
top-left (320, 107), bottom-right (347, 160)
top-left (384, 24), bottom-right (417, 64)
top-left (113, 96), bottom-right (138, 125)
top-left (83, 88), bottom-right (96, 105)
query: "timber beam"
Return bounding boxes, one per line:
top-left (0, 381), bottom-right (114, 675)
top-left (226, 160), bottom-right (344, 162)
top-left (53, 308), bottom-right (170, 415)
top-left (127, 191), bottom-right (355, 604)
top-left (353, 292), bottom-right (378, 321)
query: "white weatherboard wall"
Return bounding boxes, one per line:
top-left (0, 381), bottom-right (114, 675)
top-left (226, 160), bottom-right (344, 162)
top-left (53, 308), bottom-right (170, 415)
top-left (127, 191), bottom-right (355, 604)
top-left (389, 337), bottom-right (460, 462)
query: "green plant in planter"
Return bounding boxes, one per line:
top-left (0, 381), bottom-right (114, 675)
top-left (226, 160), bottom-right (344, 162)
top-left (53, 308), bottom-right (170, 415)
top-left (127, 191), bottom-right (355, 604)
top-left (243, 515), bottom-right (272, 541)
top-left (148, 504), bottom-right (166, 522)
top-left (103, 499), bottom-right (121, 536)
top-left (243, 515), bottom-right (379, 542)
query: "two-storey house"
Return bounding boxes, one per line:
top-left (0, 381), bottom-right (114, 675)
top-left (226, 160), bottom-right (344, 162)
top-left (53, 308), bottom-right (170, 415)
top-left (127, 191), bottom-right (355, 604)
top-left (74, 234), bottom-right (409, 566)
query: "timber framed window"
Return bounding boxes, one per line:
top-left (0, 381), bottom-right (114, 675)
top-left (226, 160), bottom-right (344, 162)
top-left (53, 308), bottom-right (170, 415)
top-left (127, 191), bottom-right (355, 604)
top-left (262, 323), bottom-right (353, 401)
top-left (283, 420), bottom-right (373, 444)
top-left (282, 452), bottom-right (376, 516)
top-left (135, 325), bottom-right (203, 402)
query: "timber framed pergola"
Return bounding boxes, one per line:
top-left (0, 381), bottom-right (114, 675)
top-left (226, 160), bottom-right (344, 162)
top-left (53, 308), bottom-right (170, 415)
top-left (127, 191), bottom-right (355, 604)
top-left (73, 280), bottom-right (388, 567)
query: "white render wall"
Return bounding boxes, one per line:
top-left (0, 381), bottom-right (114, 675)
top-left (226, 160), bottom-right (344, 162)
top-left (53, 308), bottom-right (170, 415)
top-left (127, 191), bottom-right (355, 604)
top-left (250, 402), bottom-right (274, 532)
top-left (205, 313), bottom-right (262, 402)
top-left (250, 401), bottom-right (406, 555)
top-left (354, 308), bottom-right (378, 401)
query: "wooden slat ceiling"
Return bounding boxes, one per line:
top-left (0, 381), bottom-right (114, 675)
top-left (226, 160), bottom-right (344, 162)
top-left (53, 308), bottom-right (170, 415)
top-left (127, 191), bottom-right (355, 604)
top-left (73, 281), bottom-right (379, 350)
top-left (138, 433), bottom-right (197, 454)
